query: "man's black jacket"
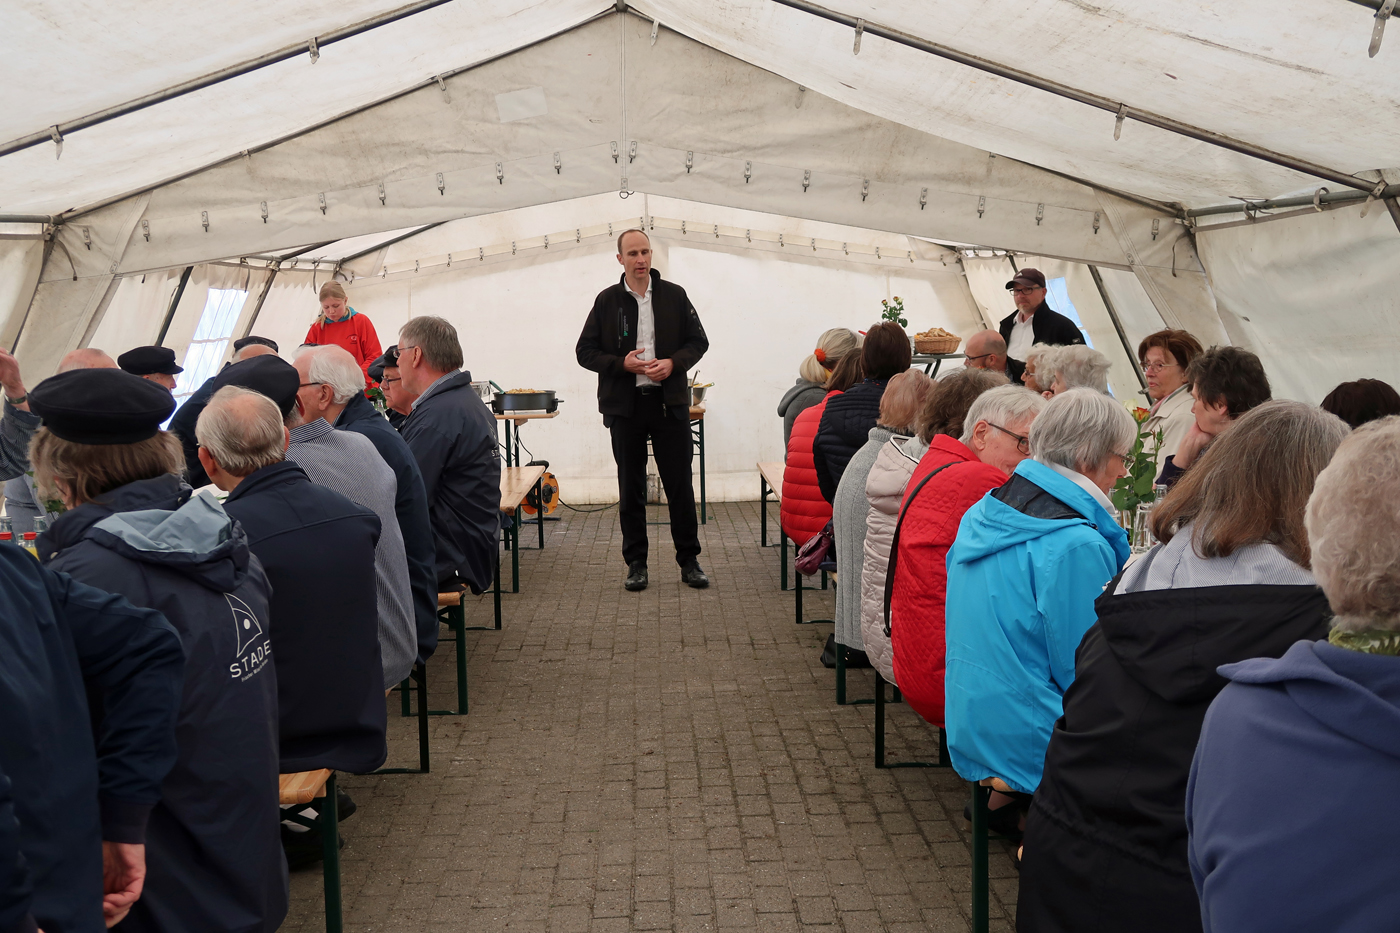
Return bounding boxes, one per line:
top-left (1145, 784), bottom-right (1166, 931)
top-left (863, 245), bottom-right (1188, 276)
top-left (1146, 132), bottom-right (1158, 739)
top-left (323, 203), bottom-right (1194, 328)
top-left (399, 371), bottom-right (502, 591)
top-left (222, 460), bottom-right (388, 776)
top-left (998, 301), bottom-right (1086, 382)
top-left (576, 269), bottom-right (708, 417)
top-left (166, 375), bottom-right (218, 488)
top-left (336, 391), bottom-right (438, 664)
top-left (0, 543), bottom-right (183, 933)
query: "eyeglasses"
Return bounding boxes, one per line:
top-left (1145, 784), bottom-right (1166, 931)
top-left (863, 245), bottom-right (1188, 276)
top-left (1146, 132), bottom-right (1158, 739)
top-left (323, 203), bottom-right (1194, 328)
top-left (964, 352), bottom-right (995, 364)
top-left (298, 381), bottom-right (324, 389)
top-left (382, 377), bottom-right (401, 385)
top-left (1141, 361), bottom-right (1180, 374)
top-left (1115, 450), bottom-right (1136, 469)
top-left (1010, 287), bottom-right (1042, 296)
top-left (989, 423), bottom-right (1030, 455)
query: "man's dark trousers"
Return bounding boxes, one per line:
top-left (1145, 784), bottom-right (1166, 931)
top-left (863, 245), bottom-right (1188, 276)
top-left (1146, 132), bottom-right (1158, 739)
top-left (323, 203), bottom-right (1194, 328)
top-left (609, 386), bottom-right (700, 567)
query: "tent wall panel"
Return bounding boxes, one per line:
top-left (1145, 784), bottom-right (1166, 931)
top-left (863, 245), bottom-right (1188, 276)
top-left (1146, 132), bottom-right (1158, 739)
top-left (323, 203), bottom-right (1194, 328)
top-left (1195, 203), bottom-right (1400, 403)
top-left (0, 237), bottom-right (46, 351)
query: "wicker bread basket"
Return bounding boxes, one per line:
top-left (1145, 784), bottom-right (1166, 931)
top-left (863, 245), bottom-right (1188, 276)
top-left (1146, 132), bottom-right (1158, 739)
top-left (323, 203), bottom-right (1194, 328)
top-left (914, 334), bottom-right (961, 355)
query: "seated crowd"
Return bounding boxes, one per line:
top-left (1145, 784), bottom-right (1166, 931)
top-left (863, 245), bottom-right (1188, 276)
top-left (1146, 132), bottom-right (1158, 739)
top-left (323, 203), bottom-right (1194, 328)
top-left (0, 308), bottom-right (501, 931)
top-left (778, 267), bottom-right (1400, 932)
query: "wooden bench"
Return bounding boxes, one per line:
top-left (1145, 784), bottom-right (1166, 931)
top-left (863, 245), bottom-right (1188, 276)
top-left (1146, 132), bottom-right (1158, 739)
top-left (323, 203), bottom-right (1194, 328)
top-left (279, 769), bottom-right (342, 932)
top-left (758, 461), bottom-right (783, 549)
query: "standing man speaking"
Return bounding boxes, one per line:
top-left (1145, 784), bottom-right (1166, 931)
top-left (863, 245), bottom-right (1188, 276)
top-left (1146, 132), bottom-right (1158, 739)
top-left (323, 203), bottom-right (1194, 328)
top-left (577, 229), bottom-right (709, 592)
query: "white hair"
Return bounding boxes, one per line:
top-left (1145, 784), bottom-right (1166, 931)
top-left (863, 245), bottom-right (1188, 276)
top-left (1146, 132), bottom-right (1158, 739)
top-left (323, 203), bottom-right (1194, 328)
top-left (959, 386), bottom-right (1048, 445)
top-left (297, 344), bottom-right (366, 405)
top-left (1029, 387), bottom-right (1137, 473)
top-left (195, 386), bottom-right (285, 476)
top-left (1049, 345), bottom-right (1112, 394)
top-left (1024, 344), bottom-right (1062, 369)
top-left (1306, 416), bottom-right (1400, 632)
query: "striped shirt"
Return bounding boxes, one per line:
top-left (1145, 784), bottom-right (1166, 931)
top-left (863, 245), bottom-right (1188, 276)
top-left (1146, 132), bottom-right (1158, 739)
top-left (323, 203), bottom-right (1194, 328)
top-left (288, 417), bottom-right (416, 685)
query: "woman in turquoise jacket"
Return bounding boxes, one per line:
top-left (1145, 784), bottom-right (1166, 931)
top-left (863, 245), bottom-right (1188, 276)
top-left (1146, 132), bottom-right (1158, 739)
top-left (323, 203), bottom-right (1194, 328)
top-left (944, 388), bottom-right (1135, 795)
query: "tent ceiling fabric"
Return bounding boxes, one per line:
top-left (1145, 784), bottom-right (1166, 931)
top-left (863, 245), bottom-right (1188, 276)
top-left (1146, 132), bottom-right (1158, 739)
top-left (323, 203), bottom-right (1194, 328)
top-left (7, 11), bottom-right (1235, 377)
top-left (4, 1), bottom-right (1398, 218)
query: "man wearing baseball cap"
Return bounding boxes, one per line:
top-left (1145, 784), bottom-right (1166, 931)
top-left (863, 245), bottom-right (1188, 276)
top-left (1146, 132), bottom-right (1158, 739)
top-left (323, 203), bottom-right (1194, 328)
top-left (117, 345), bottom-right (184, 391)
top-left (997, 268), bottom-right (1085, 383)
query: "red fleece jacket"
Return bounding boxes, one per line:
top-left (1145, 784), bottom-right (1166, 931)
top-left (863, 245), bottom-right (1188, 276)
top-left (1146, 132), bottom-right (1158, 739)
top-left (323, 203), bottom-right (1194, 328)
top-left (304, 310), bottom-right (382, 384)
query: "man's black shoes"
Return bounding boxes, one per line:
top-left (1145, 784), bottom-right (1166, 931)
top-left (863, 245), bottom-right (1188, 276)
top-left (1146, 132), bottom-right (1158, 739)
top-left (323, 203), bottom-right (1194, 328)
top-left (681, 560), bottom-right (710, 588)
top-left (624, 561), bottom-right (649, 591)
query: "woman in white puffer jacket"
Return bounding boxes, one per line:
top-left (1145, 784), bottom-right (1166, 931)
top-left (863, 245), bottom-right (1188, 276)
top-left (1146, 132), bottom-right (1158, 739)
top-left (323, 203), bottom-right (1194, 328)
top-left (860, 368), bottom-right (1009, 683)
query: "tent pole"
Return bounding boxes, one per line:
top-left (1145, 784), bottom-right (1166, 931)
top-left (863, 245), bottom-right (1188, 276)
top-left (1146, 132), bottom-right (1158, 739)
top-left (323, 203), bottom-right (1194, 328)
top-left (1088, 265), bottom-right (1146, 393)
top-left (239, 265), bottom-right (280, 341)
top-left (336, 223), bottom-right (448, 266)
top-left (155, 267), bottom-right (194, 347)
top-left (1188, 184), bottom-right (1400, 218)
top-left (771, 0), bottom-right (1385, 196)
top-left (0, 0), bottom-right (461, 159)
top-left (1384, 199), bottom-right (1400, 235)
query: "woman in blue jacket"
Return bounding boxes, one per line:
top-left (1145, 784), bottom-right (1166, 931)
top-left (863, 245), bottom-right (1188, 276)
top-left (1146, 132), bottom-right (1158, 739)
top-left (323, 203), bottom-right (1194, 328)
top-left (28, 369), bottom-right (287, 933)
top-left (944, 388), bottom-right (1134, 799)
top-left (1187, 418), bottom-right (1400, 933)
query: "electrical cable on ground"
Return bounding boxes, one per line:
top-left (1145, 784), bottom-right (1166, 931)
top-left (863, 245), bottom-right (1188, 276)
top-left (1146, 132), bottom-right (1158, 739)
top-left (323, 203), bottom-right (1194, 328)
top-left (500, 434), bottom-right (618, 512)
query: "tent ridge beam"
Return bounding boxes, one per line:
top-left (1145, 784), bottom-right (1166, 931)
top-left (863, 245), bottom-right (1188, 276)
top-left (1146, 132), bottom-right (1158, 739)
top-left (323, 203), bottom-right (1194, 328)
top-left (0, 0), bottom-right (459, 159)
top-left (1187, 183), bottom-right (1400, 217)
top-left (772, 0), bottom-right (1382, 195)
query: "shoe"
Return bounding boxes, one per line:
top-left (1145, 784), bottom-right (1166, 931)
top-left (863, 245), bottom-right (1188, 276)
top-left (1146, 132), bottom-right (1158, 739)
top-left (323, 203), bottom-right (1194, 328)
top-left (624, 561), bottom-right (648, 591)
top-left (336, 789), bottom-right (356, 821)
top-left (820, 633), bottom-right (838, 669)
top-left (281, 821), bottom-right (346, 870)
top-left (680, 560), bottom-right (709, 588)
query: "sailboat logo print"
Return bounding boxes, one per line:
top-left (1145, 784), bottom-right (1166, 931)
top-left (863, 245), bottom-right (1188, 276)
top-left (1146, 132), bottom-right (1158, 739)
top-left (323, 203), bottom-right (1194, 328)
top-left (228, 593), bottom-right (264, 656)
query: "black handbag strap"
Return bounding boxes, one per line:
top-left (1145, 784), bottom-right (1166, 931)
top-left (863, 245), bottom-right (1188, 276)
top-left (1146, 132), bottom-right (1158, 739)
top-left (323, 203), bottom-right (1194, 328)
top-left (883, 460), bottom-right (957, 637)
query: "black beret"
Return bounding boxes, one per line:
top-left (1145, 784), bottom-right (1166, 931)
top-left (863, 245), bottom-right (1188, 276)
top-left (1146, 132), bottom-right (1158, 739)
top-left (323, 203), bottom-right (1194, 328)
top-left (367, 345), bottom-right (399, 384)
top-left (212, 355), bottom-right (299, 417)
top-left (29, 369), bottom-right (177, 445)
top-left (233, 335), bottom-right (279, 354)
top-left (117, 345), bottom-right (183, 376)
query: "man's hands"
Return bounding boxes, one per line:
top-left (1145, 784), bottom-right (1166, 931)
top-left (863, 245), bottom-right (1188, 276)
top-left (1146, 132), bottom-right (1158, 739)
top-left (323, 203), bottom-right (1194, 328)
top-left (0, 348), bottom-right (27, 410)
top-left (102, 841), bottom-right (146, 928)
top-left (622, 350), bottom-right (674, 382)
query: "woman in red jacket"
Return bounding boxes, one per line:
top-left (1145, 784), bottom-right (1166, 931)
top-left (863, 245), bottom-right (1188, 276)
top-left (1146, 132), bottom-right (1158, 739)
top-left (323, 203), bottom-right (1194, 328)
top-left (782, 352), bottom-right (862, 547)
top-left (889, 382), bottom-right (1044, 727)
top-left (304, 282), bottom-right (383, 385)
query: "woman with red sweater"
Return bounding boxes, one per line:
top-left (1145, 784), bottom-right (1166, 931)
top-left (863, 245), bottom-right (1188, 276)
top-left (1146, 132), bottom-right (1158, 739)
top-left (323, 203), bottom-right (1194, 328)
top-left (889, 383), bottom-right (1045, 728)
top-left (304, 281), bottom-right (383, 385)
top-left (782, 352), bottom-right (863, 548)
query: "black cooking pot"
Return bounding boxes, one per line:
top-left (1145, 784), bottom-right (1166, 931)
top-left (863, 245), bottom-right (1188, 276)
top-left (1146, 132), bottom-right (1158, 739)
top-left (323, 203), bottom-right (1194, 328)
top-left (492, 390), bottom-right (560, 413)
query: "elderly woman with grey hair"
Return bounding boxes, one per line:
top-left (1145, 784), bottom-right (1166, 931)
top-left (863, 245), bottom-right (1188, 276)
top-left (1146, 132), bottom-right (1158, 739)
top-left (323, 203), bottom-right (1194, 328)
top-left (1020, 344), bottom-right (1061, 396)
top-left (1019, 401), bottom-right (1347, 933)
top-left (943, 388), bottom-right (1135, 808)
top-left (829, 368), bottom-right (933, 675)
top-left (1185, 416), bottom-right (1400, 933)
top-left (1047, 344), bottom-right (1112, 395)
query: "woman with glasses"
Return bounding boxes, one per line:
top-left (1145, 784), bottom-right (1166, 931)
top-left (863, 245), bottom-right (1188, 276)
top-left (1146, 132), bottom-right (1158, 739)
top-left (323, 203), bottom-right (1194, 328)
top-left (943, 389), bottom-right (1136, 832)
top-left (1018, 402), bottom-right (1346, 933)
top-left (1138, 329), bottom-right (1204, 462)
top-left (884, 381), bottom-right (1040, 732)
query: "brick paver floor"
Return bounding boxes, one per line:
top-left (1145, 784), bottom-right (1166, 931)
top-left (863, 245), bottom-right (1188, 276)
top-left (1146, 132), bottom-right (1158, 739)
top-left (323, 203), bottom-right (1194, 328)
top-left (281, 501), bottom-right (1018, 932)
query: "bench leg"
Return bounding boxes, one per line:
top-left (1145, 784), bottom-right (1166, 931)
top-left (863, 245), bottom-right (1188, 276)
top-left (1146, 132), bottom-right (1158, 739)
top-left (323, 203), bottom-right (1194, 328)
top-left (512, 506), bottom-right (521, 594)
top-left (780, 532), bottom-right (789, 591)
top-left (875, 671), bottom-right (886, 766)
top-left (536, 477), bottom-right (545, 548)
top-left (873, 672), bottom-right (937, 768)
top-left (322, 773), bottom-right (343, 933)
top-left (494, 537), bottom-right (503, 630)
top-left (760, 477), bottom-right (768, 548)
top-left (455, 610), bottom-right (468, 714)
top-left (836, 645), bottom-right (846, 705)
top-left (399, 675), bottom-right (411, 717)
top-left (970, 782), bottom-right (989, 933)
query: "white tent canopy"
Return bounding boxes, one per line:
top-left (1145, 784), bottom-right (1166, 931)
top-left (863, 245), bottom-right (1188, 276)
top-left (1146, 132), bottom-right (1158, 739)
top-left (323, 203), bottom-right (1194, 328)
top-left (3, 0), bottom-right (1398, 495)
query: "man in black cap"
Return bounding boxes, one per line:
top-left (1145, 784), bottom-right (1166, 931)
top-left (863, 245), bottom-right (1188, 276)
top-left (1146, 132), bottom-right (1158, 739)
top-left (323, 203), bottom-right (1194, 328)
top-left (117, 345), bottom-right (183, 391)
top-left (367, 345), bottom-right (411, 428)
top-left (168, 347), bottom-right (288, 486)
top-left (26, 367), bottom-right (286, 931)
top-left (997, 268), bottom-right (1085, 384)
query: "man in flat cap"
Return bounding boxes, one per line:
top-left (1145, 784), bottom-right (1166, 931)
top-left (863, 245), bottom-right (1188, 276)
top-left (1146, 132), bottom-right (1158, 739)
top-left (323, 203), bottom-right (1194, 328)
top-left (997, 268), bottom-right (1085, 384)
top-left (26, 366), bottom-right (286, 931)
top-left (117, 345), bottom-right (183, 391)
